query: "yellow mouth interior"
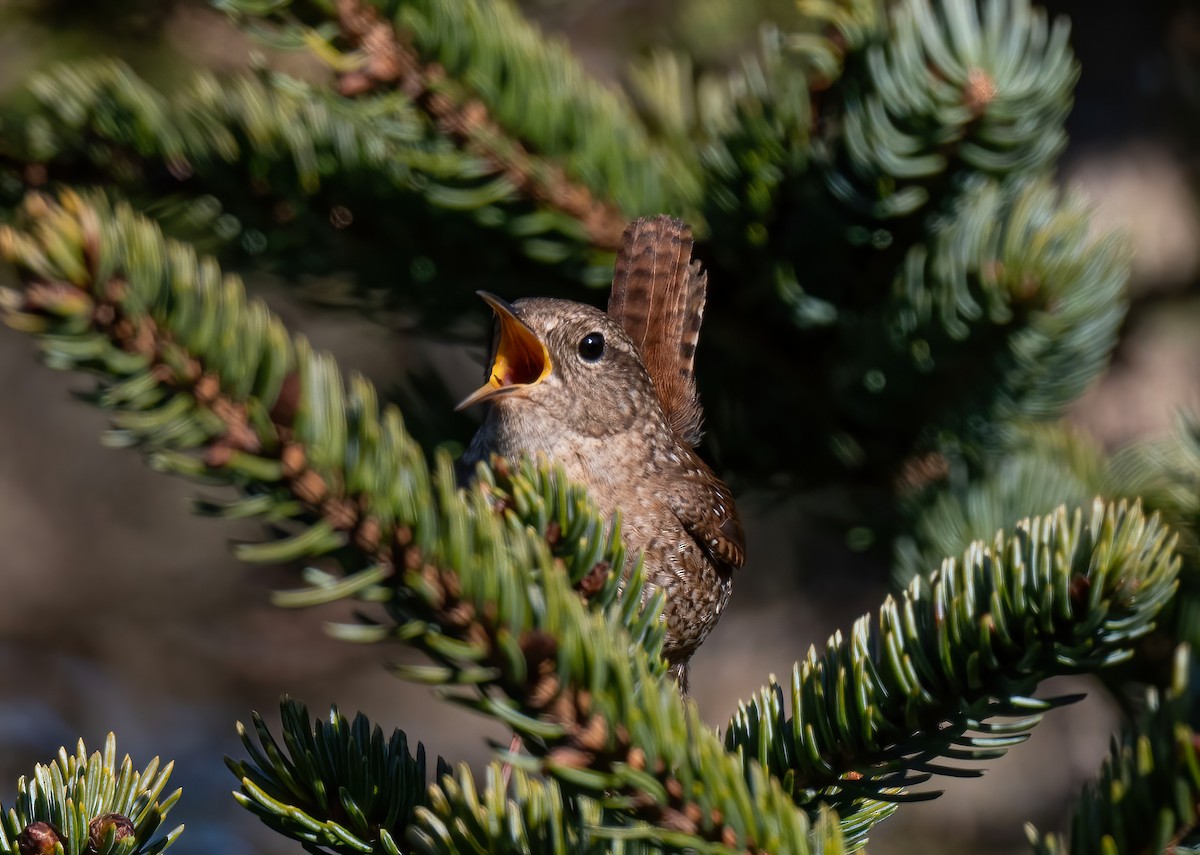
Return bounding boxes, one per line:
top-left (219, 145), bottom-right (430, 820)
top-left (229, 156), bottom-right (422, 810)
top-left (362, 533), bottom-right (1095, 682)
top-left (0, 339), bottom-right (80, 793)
top-left (489, 312), bottom-right (552, 389)
top-left (456, 296), bottom-right (553, 411)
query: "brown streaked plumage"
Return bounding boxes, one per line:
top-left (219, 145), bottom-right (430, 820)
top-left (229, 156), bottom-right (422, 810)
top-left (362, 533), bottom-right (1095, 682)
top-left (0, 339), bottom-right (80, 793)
top-left (608, 216), bottom-right (708, 447)
top-left (458, 216), bottom-right (745, 692)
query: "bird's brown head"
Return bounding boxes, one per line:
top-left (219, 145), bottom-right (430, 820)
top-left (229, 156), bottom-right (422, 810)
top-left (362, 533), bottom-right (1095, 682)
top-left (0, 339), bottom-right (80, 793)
top-left (457, 292), bottom-right (663, 437)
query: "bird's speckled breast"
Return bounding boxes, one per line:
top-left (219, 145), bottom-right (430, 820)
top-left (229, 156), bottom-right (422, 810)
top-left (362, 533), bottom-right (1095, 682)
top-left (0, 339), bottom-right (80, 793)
top-left (464, 400), bottom-right (732, 661)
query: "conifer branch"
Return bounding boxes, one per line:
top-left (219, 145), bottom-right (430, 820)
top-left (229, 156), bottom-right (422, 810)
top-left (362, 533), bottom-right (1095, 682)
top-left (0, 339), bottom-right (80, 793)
top-left (681, 0), bottom-right (1125, 489)
top-left (894, 423), bottom-right (1105, 586)
top-left (0, 734), bottom-right (182, 855)
top-left (896, 417), bottom-right (1200, 700)
top-left (726, 498), bottom-right (1180, 819)
top-left (1106, 415), bottom-right (1200, 570)
top-left (330, 0), bottom-right (628, 251)
top-left (228, 699), bottom-right (437, 853)
top-left (1026, 647), bottom-right (1200, 855)
top-left (804, 0), bottom-right (1076, 219)
top-left (229, 698), bottom-right (670, 853)
top-left (218, 0), bottom-right (702, 239)
top-left (0, 59), bottom-right (605, 284)
top-left (230, 697), bottom-right (857, 853)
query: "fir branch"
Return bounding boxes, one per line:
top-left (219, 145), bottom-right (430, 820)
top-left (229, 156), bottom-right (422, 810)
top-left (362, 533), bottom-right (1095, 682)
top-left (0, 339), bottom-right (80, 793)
top-left (232, 698), bottom-right (853, 854)
top-left (695, 170), bottom-right (1128, 491)
top-left (329, 0), bottom-right (627, 251)
top-left (791, 0), bottom-right (886, 89)
top-left (896, 417), bottom-right (1200, 696)
top-left (0, 733), bottom-right (182, 855)
top-left (700, 0), bottom-right (1078, 271)
top-left (421, 764), bottom-right (851, 855)
top-left (891, 178), bottom-right (1129, 445)
top-left (684, 2), bottom-right (1124, 491)
top-left (1107, 414), bottom-right (1200, 570)
top-left (1, 59), bottom-right (607, 290)
top-left (811, 0), bottom-right (1076, 219)
top-left (232, 698), bottom-right (645, 854)
top-left (0, 190), bottom-right (826, 853)
top-left (417, 762), bottom-right (620, 855)
top-left (1026, 647), bottom-right (1200, 855)
top-left (894, 423), bottom-right (1106, 587)
top-left (228, 699), bottom-right (437, 854)
top-left (726, 498), bottom-right (1181, 819)
top-left (218, 0), bottom-right (703, 240)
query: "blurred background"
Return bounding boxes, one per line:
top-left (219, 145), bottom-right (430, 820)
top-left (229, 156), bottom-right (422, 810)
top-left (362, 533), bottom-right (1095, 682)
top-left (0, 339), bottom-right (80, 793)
top-left (1, 0), bottom-right (1199, 852)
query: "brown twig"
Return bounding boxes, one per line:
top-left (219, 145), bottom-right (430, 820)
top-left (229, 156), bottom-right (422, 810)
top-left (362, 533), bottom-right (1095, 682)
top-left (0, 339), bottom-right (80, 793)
top-left (332, 0), bottom-right (627, 250)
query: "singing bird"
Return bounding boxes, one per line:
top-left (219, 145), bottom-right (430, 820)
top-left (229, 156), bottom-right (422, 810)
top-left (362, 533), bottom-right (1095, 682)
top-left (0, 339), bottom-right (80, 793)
top-left (457, 216), bottom-right (745, 692)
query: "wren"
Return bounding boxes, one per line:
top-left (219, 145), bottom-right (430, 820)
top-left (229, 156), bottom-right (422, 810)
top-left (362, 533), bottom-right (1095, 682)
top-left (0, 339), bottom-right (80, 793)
top-left (458, 216), bottom-right (745, 692)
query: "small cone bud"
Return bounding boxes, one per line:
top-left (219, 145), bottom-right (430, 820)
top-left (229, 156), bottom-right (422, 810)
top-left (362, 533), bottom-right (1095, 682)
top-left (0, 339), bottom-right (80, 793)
top-left (18, 822), bottom-right (62, 855)
top-left (86, 813), bottom-right (134, 853)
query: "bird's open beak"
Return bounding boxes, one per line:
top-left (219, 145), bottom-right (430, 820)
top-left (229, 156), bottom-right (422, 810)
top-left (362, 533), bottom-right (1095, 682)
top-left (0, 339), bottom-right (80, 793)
top-left (455, 292), bottom-right (553, 411)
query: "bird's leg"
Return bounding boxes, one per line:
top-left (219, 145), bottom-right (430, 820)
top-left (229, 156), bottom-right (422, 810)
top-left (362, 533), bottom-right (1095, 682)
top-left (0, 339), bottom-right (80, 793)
top-left (668, 660), bottom-right (690, 696)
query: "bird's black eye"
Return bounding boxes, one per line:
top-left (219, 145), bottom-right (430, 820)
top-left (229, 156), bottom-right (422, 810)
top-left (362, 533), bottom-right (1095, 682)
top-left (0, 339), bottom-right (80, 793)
top-left (577, 332), bottom-right (605, 362)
